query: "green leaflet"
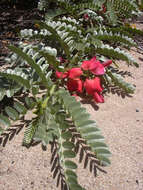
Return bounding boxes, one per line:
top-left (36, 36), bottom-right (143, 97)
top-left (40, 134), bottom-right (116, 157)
top-left (63, 150), bottom-right (76, 158)
top-left (62, 141), bottom-right (75, 149)
top-left (0, 114), bottom-right (11, 127)
top-left (61, 131), bottom-right (72, 140)
top-left (106, 1), bottom-right (118, 25)
top-left (33, 124), bottom-right (54, 146)
top-left (25, 97), bottom-right (36, 109)
top-left (14, 102), bottom-right (27, 114)
top-left (5, 106), bottom-right (19, 121)
top-left (32, 107), bottom-right (58, 146)
top-left (65, 160), bottom-right (77, 169)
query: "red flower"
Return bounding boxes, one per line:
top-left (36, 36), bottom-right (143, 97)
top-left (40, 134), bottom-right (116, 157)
top-left (67, 79), bottom-right (83, 93)
top-left (81, 57), bottom-right (112, 75)
top-left (56, 71), bottom-right (68, 79)
top-left (84, 78), bottom-right (103, 95)
top-left (102, 4), bottom-right (106, 13)
top-left (81, 56), bottom-right (96, 70)
top-left (84, 77), bottom-right (104, 103)
top-left (68, 68), bottom-right (83, 79)
top-left (83, 13), bottom-right (89, 20)
top-left (102, 60), bottom-right (112, 67)
top-left (59, 57), bottom-right (67, 64)
top-left (82, 56), bottom-right (104, 75)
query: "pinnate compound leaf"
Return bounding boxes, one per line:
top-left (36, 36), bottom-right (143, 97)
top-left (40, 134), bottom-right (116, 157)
top-left (8, 45), bottom-right (49, 87)
top-left (106, 69), bottom-right (135, 94)
top-left (23, 122), bottom-right (37, 146)
top-left (37, 21), bottom-right (70, 58)
top-left (58, 89), bottom-right (111, 166)
top-left (0, 71), bottom-right (30, 89)
top-left (57, 118), bottom-right (83, 190)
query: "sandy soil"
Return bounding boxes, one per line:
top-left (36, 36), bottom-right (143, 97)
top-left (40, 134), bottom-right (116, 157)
top-left (0, 29), bottom-right (143, 190)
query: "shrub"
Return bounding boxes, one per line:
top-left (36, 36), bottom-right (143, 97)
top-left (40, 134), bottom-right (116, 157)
top-left (0, 0), bottom-right (142, 189)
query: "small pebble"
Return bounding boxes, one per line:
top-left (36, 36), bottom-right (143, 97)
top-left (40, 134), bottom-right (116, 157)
top-left (137, 152), bottom-right (141, 154)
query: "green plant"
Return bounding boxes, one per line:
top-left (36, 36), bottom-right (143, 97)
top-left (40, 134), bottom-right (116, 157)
top-left (0, 45), bottom-right (111, 189)
top-left (0, 0), bottom-right (141, 189)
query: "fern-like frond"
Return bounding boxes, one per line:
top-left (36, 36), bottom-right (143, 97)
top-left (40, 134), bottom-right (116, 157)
top-left (0, 99), bottom-right (28, 134)
top-left (95, 44), bottom-right (139, 67)
top-left (0, 77), bottom-right (21, 101)
top-left (58, 88), bottom-right (111, 166)
top-left (0, 70), bottom-right (30, 89)
top-left (23, 120), bottom-right (38, 146)
top-left (108, 0), bottom-right (139, 19)
top-left (106, 69), bottom-right (135, 94)
top-left (33, 107), bottom-right (58, 146)
top-left (56, 110), bottom-right (84, 190)
top-left (69, 1), bottom-right (104, 13)
top-left (121, 26), bottom-right (143, 36)
top-left (8, 45), bottom-right (49, 88)
top-left (37, 21), bottom-right (71, 58)
top-left (96, 30), bottom-right (136, 47)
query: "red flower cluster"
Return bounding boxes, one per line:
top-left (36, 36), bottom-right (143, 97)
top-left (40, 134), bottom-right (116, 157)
top-left (102, 4), bottom-right (106, 13)
top-left (83, 13), bottom-right (89, 21)
top-left (56, 56), bottom-right (112, 103)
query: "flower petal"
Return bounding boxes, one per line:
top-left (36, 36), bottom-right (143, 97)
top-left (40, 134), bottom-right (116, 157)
top-left (82, 57), bottom-right (105, 75)
top-left (56, 71), bottom-right (68, 79)
top-left (84, 77), bottom-right (103, 95)
top-left (67, 79), bottom-right (83, 93)
top-left (68, 68), bottom-right (83, 79)
top-left (90, 56), bottom-right (97, 62)
top-left (102, 60), bottom-right (112, 67)
top-left (91, 64), bottom-right (105, 75)
top-left (81, 60), bottom-right (91, 70)
top-left (81, 56), bottom-right (97, 71)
